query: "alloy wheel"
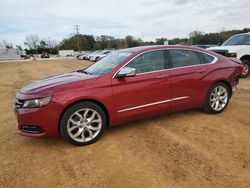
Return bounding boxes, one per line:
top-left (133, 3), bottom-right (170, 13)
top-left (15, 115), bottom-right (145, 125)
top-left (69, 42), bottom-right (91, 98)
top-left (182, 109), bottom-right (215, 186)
top-left (67, 108), bottom-right (102, 143)
top-left (209, 86), bottom-right (228, 111)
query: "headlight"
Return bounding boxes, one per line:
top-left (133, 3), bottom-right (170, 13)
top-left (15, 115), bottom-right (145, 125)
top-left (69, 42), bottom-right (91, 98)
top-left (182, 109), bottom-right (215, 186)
top-left (22, 96), bottom-right (51, 108)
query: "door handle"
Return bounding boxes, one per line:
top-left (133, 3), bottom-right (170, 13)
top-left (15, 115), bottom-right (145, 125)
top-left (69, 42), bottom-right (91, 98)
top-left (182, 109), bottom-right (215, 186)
top-left (156, 75), bottom-right (168, 79)
top-left (196, 69), bottom-right (206, 73)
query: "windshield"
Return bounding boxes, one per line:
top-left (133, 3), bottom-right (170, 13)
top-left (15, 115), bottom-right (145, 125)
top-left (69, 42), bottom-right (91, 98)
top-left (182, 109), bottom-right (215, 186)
top-left (223, 34), bottom-right (250, 46)
top-left (84, 51), bottom-right (132, 75)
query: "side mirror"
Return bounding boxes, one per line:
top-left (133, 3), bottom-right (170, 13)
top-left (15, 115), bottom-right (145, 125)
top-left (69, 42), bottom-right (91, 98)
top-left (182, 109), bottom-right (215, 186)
top-left (116, 67), bottom-right (136, 78)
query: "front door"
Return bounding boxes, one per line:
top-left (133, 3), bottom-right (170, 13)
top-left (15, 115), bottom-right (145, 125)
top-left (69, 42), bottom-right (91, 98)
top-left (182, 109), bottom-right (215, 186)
top-left (112, 50), bottom-right (171, 124)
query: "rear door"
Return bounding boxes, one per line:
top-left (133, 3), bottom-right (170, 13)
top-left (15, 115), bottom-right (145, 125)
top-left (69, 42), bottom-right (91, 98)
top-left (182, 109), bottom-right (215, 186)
top-left (112, 50), bottom-right (171, 123)
top-left (167, 49), bottom-right (216, 111)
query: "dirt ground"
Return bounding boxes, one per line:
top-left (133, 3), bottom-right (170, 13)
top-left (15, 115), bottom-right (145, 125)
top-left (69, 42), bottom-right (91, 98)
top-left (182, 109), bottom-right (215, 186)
top-left (0, 58), bottom-right (250, 188)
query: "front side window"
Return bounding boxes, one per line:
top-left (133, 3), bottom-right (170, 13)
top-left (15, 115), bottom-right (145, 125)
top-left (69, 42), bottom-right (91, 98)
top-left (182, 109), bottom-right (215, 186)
top-left (169, 49), bottom-right (200, 68)
top-left (125, 50), bottom-right (165, 74)
top-left (84, 51), bottom-right (132, 75)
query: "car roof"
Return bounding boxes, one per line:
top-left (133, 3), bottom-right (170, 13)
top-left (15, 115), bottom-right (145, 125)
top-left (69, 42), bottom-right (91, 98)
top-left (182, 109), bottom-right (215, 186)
top-left (119, 45), bottom-right (208, 54)
top-left (231, 32), bottom-right (250, 36)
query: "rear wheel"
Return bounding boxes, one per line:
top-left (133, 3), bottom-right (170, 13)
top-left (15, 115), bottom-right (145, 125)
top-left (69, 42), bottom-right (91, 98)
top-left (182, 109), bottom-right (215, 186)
top-left (60, 102), bottom-right (107, 146)
top-left (203, 82), bottom-right (230, 114)
top-left (239, 59), bottom-right (250, 78)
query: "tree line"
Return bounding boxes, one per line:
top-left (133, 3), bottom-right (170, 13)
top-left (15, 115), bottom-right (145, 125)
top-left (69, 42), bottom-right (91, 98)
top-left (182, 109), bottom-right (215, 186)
top-left (2, 27), bottom-right (249, 54)
top-left (59, 27), bottom-right (250, 52)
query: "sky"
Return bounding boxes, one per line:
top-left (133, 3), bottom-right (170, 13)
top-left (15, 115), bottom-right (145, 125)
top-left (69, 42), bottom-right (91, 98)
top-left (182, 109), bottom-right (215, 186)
top-left (0, 0), bottom-right (250, 46)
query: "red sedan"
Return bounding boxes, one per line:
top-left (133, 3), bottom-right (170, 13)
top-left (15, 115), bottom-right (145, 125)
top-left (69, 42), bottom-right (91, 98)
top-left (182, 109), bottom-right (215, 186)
top-left (15, 45), bottom-right (243, 146)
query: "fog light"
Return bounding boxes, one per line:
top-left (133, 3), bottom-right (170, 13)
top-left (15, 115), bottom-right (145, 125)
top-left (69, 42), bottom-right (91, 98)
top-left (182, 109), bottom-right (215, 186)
top-left (22, 125), bottom-right (44, 134)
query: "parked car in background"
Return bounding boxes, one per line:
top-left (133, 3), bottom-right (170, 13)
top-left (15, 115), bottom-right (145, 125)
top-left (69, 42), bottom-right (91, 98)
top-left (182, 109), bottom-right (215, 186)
top-left (208, 32), bottom-right (250, 78)
top-left (41, 53), bottom-right (50, 58)
top-left (77, 54), bottom-right (83, 60)
top-left (76, 51), bottom-right (86, 59)
top-left (15, 45), bottom-right (243, 146)
top-left (89, 50), bottom-right (113, 62)
top-left (86, 50), bottom-right (101, 60)
top-left (77, 51), bottom-right (89, 60)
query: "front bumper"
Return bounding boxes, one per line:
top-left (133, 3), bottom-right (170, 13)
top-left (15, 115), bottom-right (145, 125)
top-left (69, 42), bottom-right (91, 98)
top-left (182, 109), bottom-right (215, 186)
top-left (15, 99), bottom-right (62, 138)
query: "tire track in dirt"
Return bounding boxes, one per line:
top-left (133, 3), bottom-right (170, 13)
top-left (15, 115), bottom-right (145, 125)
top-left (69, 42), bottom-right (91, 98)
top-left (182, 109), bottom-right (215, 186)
top-left (126, 122), bottom-right (236, 187)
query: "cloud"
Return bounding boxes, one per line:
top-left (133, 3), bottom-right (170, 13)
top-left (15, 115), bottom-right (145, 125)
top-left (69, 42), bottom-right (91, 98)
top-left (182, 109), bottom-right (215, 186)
top-left (0, 25), bottom-right (26, 33)
top-left (0, 0), bottom-right (249, 46)
top-left (174, 0), bottom-right (190, 5)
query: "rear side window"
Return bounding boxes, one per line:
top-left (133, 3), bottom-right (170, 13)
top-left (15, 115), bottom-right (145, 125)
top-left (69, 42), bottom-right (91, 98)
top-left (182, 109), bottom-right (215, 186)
top-left (199, 52), bottom-right (215, 64)
top-left (169, 49), bottom-right (200, 68)
top-left (125, 50), bottom-right (165, 74)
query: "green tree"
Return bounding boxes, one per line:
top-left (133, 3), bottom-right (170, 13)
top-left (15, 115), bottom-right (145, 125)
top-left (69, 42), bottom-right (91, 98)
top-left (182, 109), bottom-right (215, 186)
top-left (156, 38), bottom-right (167, 45)
top-left (125, 35), bottom-right (140, 47)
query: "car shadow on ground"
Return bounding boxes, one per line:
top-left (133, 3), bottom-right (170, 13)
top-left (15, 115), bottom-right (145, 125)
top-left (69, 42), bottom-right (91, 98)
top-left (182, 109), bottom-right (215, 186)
top-left (17, 109), bottom-right (204, 148)
top-left (106, 109), bottom-right (202, 133)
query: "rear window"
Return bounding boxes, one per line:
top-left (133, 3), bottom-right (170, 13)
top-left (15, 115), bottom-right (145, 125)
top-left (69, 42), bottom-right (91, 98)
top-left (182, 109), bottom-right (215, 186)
top-left (199, 52), bottom-right (215, 64)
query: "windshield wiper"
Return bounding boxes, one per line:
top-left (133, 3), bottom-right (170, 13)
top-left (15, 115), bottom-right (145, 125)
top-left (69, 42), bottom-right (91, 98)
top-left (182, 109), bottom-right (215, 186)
top-left (77, 70), bottom-right (92, 75)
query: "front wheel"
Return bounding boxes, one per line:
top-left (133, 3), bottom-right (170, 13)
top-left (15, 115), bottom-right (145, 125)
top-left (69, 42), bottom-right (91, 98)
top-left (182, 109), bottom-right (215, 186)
top-left (60, 102), bottom-right (107, 146)
top-left (95, 57), bottom-right (100, 62)
top-left (203, 82), bottom-right (230, 114)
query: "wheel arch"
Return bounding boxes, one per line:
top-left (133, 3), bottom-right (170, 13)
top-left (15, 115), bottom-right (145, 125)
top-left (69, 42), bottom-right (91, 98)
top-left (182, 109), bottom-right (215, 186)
top-left (209, 80), bottom-right (232, 98)
top-left (240, 55), bottom-right (250, 63)
top-left (203, 80), bottom-right (231, 114)
top-left (58, 99), bottom-right (110, 133)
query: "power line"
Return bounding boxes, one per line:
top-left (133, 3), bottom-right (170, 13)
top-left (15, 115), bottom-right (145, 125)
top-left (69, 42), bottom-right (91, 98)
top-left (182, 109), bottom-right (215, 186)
top-left (74, 25), bottom-right (80, 51)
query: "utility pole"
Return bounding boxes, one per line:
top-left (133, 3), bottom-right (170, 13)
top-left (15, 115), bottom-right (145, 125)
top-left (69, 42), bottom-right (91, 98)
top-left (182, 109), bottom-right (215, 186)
top-left (74, 25), bottom-right (80, 52)
top-left (48, 37), bottom-right (52, 54)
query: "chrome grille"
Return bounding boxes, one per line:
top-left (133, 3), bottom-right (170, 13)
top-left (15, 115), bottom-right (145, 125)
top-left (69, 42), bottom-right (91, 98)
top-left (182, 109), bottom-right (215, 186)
top-left (15, 99), bottom-right (24, 109)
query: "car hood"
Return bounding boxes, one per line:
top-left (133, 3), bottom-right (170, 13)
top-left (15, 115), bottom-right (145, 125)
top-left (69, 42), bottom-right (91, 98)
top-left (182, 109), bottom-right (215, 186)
top-left (19, 72), bottom-right (97, 95)
top-left (207, 45), bottom-right (248, 52)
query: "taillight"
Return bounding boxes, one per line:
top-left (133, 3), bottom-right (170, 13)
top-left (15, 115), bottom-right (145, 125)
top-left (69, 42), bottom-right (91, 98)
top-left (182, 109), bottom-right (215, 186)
top-left (229, 58), bottom-right (244, 74)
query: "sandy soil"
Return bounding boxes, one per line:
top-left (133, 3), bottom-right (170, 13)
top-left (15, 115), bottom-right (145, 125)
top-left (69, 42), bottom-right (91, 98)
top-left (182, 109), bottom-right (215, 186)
top-left (0, 58), bottom-right (250, 188)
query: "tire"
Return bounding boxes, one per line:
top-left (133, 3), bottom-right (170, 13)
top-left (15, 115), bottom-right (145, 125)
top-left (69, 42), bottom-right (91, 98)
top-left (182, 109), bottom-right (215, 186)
top-left (60, 102), bottom-right (107, 146)
top-left (96, 57), bottom-right (100, 62)
top-left (239, 59), bottom-right (250, 78)
top-left (203, 82), bottom-right (230, 114)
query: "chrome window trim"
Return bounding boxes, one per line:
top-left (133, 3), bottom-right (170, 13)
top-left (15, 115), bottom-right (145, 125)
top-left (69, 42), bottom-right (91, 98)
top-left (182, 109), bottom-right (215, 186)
top-left (112, 48), bottom-right (218, 78)
top-left (117, 96), bottom-right (189, 113)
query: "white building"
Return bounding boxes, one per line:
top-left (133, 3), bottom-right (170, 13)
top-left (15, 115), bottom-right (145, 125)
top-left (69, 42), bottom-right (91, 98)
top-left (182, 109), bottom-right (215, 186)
top-left (0, 49), bottom-right (21, 60)
top-left (59, 50), bottom-right (74, 57)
